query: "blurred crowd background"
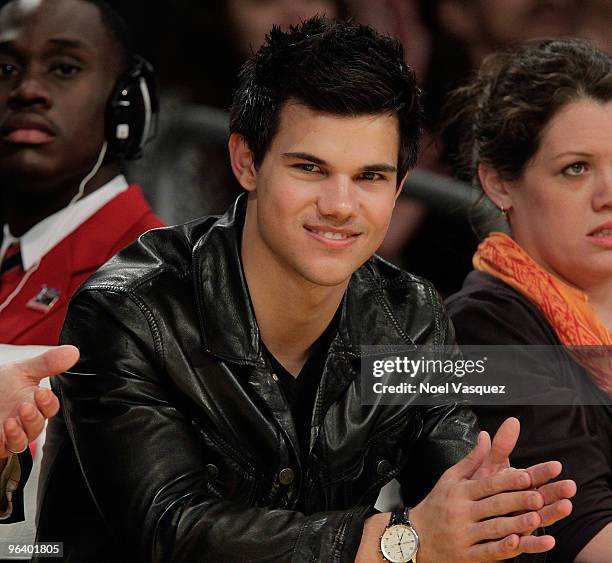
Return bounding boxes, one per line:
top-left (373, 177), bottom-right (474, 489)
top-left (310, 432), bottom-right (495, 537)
top-left (105, 0), bottom-right (612, 296)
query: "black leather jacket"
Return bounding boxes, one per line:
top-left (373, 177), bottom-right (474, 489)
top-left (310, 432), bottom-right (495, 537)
top-left (37, 195), bottom-right (478, 563)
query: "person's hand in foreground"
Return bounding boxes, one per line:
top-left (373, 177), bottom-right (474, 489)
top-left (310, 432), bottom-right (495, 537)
top-left (356, 417), bottom-right (576, 562)
top-left (0, 345), bottom-right (79, 460)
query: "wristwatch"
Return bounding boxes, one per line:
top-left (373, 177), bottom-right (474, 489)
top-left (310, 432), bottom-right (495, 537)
top-left (379, 507), bottom-right (419, 563)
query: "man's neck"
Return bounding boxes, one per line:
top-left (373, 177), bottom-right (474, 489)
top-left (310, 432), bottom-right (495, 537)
top-left (241, 230), bottom-right (347, 378)
top-left (1, 162), bottom-right (121, 237)
top-left (253, 283), bottom-right (344, 377)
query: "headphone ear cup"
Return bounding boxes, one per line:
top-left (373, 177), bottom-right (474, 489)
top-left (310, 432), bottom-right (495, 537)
top-left (105, 55), bottom-right (159, 160)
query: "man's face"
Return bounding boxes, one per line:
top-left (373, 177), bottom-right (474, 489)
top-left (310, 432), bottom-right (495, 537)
top-left (0, 0), bottom-right (121, 190)
top-left (240, 103), bottom-right (402, 290)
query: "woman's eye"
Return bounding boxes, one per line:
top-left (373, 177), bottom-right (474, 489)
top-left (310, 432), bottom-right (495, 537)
top-left (563, 162), bottom-right (587, 176)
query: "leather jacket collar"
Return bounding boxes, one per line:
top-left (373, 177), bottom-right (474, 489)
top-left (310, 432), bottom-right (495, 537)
top-left (191, 193), bottom-right (416, 368)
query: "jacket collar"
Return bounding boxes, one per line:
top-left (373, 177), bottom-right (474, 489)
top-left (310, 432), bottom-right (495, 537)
top-left (193, 193), bottom-right (415, 366)
top-left (193, 194), bottom-right (262, 365)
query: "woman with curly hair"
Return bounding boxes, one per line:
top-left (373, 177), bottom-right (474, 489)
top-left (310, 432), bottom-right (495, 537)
top-left (445, 39), bottom-right (612, 563)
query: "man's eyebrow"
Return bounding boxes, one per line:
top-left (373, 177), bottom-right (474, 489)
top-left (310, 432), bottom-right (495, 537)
top-left (360, 163), bottom-right (397, 173)
top-left (0, 37), bottom-right (93, 55)
top-left (282, 152), bottom-right (327, 165)
top-left (47, 38), bottom-right (93, 52)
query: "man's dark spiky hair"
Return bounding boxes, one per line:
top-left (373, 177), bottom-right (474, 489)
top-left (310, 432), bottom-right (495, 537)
top-left (230, 16), bottom-right (422, 183)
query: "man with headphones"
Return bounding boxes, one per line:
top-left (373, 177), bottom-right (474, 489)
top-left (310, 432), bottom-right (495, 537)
top-left (0, 0), bottom-right (162, 345)
top-left (0, 0), bottom-right (163, 549)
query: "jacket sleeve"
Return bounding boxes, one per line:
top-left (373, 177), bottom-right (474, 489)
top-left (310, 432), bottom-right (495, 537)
top-left (0, 450), bottom-right (32, 523)
top-left (58, 287), bottom-right (371, 563)
top-left (397, 296), bottom-right (479, 506)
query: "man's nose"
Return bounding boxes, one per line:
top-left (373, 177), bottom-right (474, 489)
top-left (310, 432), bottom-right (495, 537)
top-left (8, 71), bottom-right (51, 109)
top-left (317, 175), bottom-right (359, 222)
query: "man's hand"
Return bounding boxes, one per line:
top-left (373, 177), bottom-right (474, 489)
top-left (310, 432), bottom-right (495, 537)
top-left (473, 417), bottom-right (576, 532)
top-left (408, 419), bottom-right (575, 562)
top-left (0, 345), bottom-right (79, 459)
top-left (354, 417), bottom-right (576, 562)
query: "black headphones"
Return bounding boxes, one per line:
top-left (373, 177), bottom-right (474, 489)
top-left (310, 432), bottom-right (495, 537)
top-left (105, 55), bottom-right (159, 161)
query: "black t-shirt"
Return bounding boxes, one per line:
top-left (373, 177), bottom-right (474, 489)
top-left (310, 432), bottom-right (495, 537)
top-left (264, 309), bottom-right (340, 476)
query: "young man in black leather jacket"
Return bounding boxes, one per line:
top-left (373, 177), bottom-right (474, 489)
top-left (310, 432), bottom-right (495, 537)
top-left (41, 17), bottom-right (576, 563)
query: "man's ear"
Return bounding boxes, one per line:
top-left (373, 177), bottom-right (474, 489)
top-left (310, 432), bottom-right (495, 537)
top-left (228, 133), bottom-right (257, 192)
top-left (478, 164), bottom-right (513, 212)
top-left (395, 171), bottom-right (410, 202)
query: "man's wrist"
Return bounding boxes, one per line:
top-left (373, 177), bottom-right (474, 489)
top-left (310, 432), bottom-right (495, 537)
top-left (408, 503), bottom-right (427, 563)
top-left (355, 512), bottom-right (389, 562)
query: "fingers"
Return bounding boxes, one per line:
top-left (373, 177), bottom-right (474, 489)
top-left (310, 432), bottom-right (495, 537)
top-left (470, 417), bottom-right (520, 480)
top-left (18, 345), bottom-right (80, 383)
top-left (466, 534), bottom-right (522, 561)
top-left (447, 430), bottom-right (491, 480)
top-left (17, 403), bottom-right (45, 442)
top-left (467, 533), bottom-right (556, 561)
top-left (470, 511), bottom-right (541, 543)
top-left (467, 468), bottom-right (532, 500)
top-left (472, 490), bottom-right (544, 520)
top-left (34, 387), bottom-right (60, 418)
top-left (517, 533), bottom-right (556, 553)
top-left (488, 417), bottom-right (520, 467)
top-left (538, 498), bottom-right (573, 528)
top-left (538, 479), bottom-right (576, 505)
top-left (525, 460), bottom-right (562, 488)
top-left (2, 417), bottom-right (29, 457)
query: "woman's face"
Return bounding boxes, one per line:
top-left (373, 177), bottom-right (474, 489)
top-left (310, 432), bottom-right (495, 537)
top-left (508, 99), bottom-right (612, 291)
top-left (226, 0), bottom-right (339, 58)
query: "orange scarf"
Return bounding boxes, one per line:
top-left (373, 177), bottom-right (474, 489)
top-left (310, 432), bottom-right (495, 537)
top-left (473, 232), bottom-right (612, 395)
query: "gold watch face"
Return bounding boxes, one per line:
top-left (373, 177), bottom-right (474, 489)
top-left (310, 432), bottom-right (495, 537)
top-left (380, 524), bottom-right (418, 563)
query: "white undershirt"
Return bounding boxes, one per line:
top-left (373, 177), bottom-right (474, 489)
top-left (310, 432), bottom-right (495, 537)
top-left (0, 175), bottom-right (129, 270)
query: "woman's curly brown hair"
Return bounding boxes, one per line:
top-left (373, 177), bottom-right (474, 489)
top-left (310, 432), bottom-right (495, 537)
top-left (444, 38), bottom-right (612, 191)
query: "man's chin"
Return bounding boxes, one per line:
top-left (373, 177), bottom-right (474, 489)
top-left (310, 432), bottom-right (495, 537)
top-left (299, 266), bottom-right (356, 289)
top-left (0, 148), bottom-right (60, 182)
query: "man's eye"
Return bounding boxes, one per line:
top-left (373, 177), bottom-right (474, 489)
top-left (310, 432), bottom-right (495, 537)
top-left (295, 163), bottom-right (320, 173)
top-left (563, 162), bottom-right (587, 176)
top-left (0, 63), bottom-right (19, 77)
top-left (360, 171), bottom-right (383, 181)
top-left (51, 63), bottom-right (81, 77)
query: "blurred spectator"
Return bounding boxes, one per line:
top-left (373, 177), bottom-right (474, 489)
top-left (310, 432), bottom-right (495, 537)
top-left (351, 0), bottom-right (431, 81)
top-left (157, 0), bottom-right (346, 109)
top-left (577, 0), bottom-right (612, 54)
